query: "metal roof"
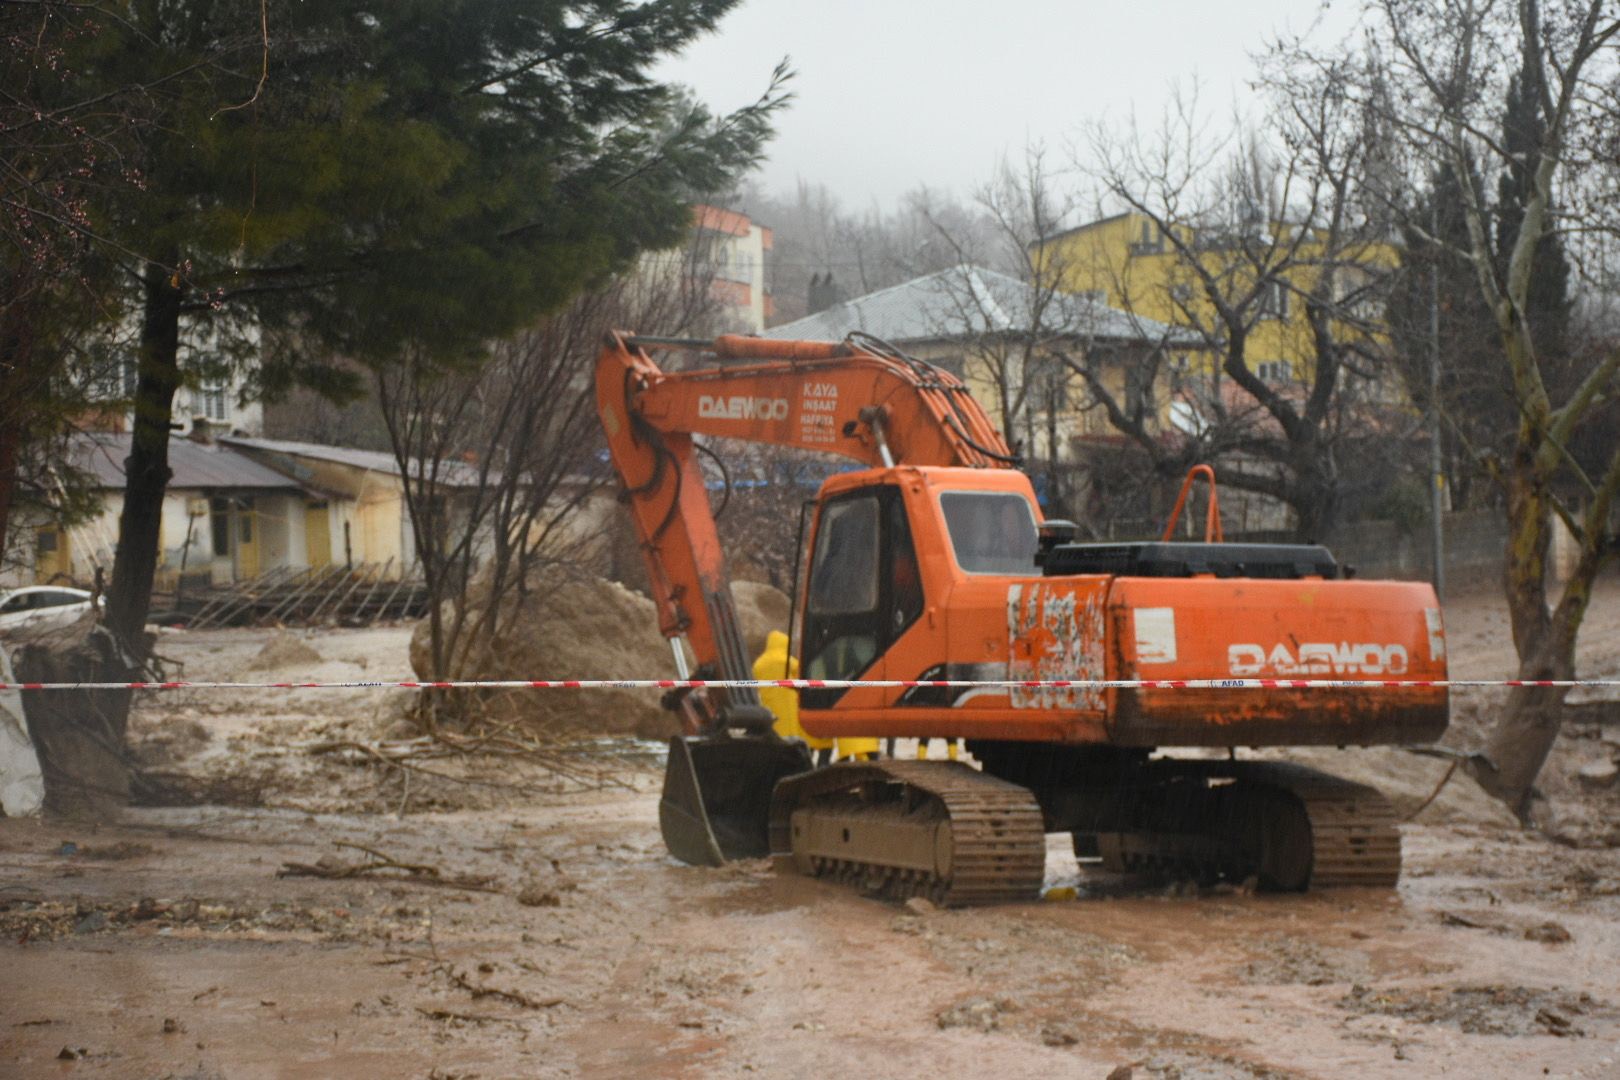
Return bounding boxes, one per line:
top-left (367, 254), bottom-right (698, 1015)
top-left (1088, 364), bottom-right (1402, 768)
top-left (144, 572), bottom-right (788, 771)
top-left (220, 436), bottom-right (493, 489)
top-left (70, 433), bottom-right (304, 492)
top-left (762, 264), bottom-right (1195, 346)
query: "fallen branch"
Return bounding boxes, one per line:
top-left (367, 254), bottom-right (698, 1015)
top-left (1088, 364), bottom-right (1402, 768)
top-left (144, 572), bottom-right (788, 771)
top-left (1402, 759), bottom-right (1461, 822)
top-left (276, 841), bottom-right (498, 893)
top-left (303, 736), bottom-right (635, 795)
top-left (440, 965), bottom-right (564, 1010)
top-left (415, 1006), bottom-right (525, 1026)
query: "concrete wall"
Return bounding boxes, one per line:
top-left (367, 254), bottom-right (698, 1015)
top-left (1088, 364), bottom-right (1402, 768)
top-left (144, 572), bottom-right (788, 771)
top-left (1322, 508), bottom-right (1508, 584)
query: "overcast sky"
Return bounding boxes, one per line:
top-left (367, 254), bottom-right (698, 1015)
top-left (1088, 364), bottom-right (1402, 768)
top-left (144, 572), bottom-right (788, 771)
top-left (657, 0), bottom-right (1357, 212)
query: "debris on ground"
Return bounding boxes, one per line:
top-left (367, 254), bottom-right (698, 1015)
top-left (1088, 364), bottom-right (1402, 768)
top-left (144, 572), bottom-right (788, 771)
top-left (1340, 984), bottom-right (1604, 1037)
top-left (1523, 921), bottom-right (1573, 944)
top-left (935, 996), bottom-right (1013, 1032)
top-left (1241, 934), bottom-right (1371, 986)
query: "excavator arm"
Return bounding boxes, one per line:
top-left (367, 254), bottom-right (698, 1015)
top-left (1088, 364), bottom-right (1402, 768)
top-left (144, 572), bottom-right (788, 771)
top-left (595, 331), bottom-right (1018, 866)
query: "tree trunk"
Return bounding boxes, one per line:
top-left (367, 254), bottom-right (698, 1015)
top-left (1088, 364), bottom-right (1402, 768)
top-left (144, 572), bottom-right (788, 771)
top-left (104, 259), bottom-right (184, 651)
top-left (1465, 453), bottom-right (1574, 823)
top-left (14, 622), bottom-right (137, 819)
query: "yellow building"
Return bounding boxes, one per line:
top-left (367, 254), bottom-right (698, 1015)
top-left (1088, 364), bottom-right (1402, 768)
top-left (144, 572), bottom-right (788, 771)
top-left (1036, 211), bottom-right (1395, 388)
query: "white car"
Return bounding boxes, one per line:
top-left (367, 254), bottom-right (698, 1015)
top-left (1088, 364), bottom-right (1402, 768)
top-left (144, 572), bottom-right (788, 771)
top-left (0, 586), bottom-right (94, 635)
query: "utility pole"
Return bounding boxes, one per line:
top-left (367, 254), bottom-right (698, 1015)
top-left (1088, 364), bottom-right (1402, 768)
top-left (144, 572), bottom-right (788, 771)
top-left (1428, 200), bottom-right (1445, 600)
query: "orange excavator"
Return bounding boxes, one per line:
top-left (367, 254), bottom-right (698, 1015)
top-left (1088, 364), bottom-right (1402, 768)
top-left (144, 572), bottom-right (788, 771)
top-left (598, 331), bottom-right (1448, 902)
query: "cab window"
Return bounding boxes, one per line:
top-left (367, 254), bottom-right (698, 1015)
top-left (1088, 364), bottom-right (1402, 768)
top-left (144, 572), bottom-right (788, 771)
top-left (940, 491), bottom-right (1039, 575)
top-left (800, 487), bottom-right (926, 697)
top-left (808, 497), bottom-right (878, 616)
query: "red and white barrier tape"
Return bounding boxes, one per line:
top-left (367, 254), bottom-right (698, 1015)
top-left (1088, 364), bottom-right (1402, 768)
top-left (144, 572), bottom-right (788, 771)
top-left (0, 677), bottom-right (1611, 692)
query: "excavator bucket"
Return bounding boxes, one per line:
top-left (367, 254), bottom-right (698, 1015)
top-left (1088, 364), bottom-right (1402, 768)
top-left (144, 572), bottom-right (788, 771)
top-left (660, 736), bottom-right (812, 866)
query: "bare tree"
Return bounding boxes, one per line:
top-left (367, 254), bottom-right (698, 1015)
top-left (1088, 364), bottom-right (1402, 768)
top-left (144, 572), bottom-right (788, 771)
top-left (1070, 79), bottom-right (1408, 540)
top-left (912, 149), bottom-right (1076, 452)
top-left (1311, 0), bottom-right (1620, 821)
top-left (380, 228), bottom-right (723, 720)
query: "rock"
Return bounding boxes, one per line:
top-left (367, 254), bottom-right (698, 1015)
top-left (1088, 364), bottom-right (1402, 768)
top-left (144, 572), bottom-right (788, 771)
top-left (1040, 1023), bottom-right (1078, 1046)
top-left (903, 896), bottom-right (937, 916)
top-left (72, 911), bottom-right (107, 934)
top-left (516, 887), bottom-right (561, 908)
top-left (1576, 758), bottom-right (1618, 790)
top-left (247, 632), bottom-right (323, 672)
top-left (936, 997), bottom-right (1008, 1033)
top-left (1106, 1068), bottom-right (1134, 1080)
top-left (1524, 921), bottom-right (1572, 945)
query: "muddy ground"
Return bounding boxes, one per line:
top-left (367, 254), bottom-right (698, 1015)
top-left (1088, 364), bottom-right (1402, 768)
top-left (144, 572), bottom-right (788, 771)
top-left (3, 576), bottom-right (1620, 1078)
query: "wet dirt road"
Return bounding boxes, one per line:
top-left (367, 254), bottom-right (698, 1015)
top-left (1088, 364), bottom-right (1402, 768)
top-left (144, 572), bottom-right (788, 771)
top-left (4, 785), bottom-right (1618, 1080)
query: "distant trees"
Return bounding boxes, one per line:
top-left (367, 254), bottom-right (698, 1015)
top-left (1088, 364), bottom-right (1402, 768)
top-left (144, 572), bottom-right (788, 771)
top-left (1386, 159), bottom-right (1505, 511)
top-left (738, 180), bottom-right (1003, 325)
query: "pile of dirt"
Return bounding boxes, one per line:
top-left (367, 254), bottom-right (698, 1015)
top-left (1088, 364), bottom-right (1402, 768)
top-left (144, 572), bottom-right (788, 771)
top-left (246, 632), bottom-right (324, 672)
top-left (408, 574), bottom-right (792, 739)
top-left (731, 580), bottom-right (790, 661)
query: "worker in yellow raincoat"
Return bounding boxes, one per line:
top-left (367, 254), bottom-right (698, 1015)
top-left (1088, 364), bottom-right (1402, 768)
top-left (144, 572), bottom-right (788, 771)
top-left (755, 631), bottom-right (880, 766)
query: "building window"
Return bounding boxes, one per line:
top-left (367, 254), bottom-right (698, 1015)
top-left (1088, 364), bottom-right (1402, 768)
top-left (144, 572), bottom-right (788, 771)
top-left (1128, 219), bottom-right (1165, 255)
top-left (1169, 283), bottom-right (1194, 303)
top-left (1256, 360), bottom-right (1291, 383)
top-left (1258, 279), bottom-right (1290, 320)
top-left (200, 383), bottom-right (230, 421)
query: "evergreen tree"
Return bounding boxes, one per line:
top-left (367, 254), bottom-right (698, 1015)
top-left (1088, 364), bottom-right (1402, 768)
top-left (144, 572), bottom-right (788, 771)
top-left (1495, 69), bottom-right (1572, 369)
top-left (1387, 161), bottom-right (1505, 509)
top-left (68, 1), bottom-right (786, 645)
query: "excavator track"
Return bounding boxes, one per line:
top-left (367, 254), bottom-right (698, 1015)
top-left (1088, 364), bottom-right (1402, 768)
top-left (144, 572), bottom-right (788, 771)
top-left (1249, 763), bottom-right (1401, 887)
top-left (1092, 760), bottom-right (1401, 889)
top-left (769, 760), bottom-right (1046, 906)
